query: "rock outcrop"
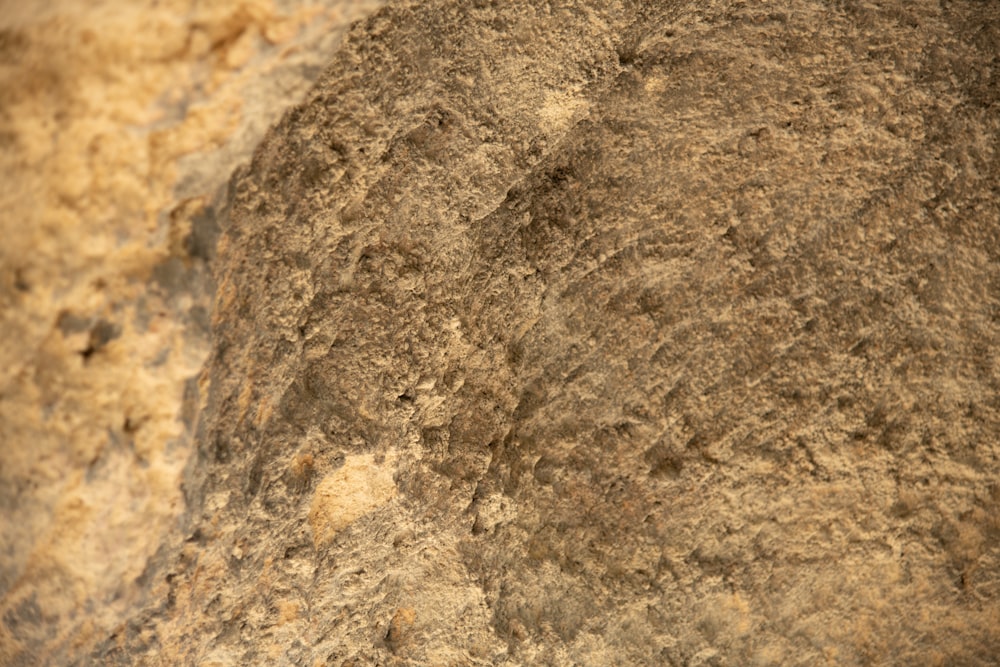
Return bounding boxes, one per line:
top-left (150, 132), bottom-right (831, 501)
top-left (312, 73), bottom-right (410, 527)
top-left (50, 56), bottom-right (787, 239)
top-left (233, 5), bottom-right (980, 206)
top-left (4, 0), bottom-right (1000, 665)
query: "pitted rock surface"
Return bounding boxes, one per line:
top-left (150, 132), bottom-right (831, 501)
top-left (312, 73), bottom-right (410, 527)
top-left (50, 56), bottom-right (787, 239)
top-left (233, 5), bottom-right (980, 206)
top-left (4, 0), bottom-right (1000, 665)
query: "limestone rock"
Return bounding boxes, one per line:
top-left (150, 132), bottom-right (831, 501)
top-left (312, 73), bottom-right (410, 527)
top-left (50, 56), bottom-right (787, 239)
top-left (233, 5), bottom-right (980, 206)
top-left (4, 0), bottom-right (1000, 665)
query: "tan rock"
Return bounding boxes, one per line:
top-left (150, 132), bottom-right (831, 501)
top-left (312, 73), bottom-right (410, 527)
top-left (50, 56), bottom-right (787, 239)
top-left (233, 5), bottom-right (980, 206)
top-left (3, 1), bottom-right (1000, 665)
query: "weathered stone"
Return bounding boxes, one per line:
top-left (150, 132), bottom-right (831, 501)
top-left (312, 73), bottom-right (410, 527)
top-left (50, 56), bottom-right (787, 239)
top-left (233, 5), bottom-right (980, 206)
top-left (4, 0), bottom-right (1000, 665)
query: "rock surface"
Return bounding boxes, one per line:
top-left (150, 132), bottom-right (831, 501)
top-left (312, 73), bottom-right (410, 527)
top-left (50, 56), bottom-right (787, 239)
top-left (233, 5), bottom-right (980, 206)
top-left (4, 0), bottom-right (1000, 665)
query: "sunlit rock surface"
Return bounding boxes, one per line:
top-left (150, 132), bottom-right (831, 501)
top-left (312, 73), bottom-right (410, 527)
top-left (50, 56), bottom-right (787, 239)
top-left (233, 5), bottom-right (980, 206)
top-left (2, 1), bottom-right (999, 665)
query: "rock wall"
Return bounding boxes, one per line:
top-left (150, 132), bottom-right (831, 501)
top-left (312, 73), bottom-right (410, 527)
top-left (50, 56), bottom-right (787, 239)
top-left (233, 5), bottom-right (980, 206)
top-left (2, 0), bottom-right (1000, 665)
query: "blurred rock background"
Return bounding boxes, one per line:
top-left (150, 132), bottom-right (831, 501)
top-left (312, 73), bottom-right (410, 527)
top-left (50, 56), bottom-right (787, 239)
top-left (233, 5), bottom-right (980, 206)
top-left (0, 1), bottom-right (383, 662)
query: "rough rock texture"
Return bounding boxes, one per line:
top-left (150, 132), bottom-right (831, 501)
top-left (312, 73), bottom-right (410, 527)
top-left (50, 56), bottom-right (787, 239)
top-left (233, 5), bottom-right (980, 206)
top-left (4, 0), bottom-right (1000, 665)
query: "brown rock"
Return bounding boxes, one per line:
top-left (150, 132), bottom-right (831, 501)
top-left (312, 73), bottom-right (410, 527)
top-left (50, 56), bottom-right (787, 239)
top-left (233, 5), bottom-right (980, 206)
top-left (4, 0), bottom-right (1000, 665)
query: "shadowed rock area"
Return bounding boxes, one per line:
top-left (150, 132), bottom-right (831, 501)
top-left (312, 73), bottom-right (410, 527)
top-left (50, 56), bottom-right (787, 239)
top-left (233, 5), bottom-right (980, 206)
top-left (4, 0), bottom-right (1000, 665)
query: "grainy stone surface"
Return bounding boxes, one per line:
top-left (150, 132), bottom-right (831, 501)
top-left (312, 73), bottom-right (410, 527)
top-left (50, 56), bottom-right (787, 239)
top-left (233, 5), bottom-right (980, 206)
top-left (4, 0), bottom-right (1000, 665)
